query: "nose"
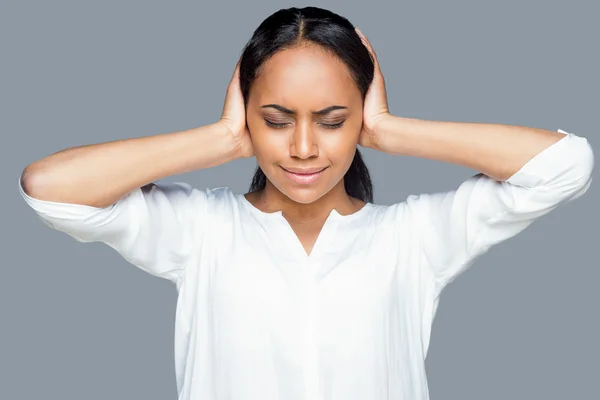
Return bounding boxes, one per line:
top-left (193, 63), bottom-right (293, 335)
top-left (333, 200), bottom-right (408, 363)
top-left (289, 121), bottom-right (319, 159)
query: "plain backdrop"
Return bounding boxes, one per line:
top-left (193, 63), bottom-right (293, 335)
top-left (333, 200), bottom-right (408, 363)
top-left (2, 0), bottom-right (598, 399)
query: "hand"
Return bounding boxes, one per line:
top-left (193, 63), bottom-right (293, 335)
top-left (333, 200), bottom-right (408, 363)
top-left (355, 28), bottom-right (392, 150)
top-left (219, 58), bottom-right (254, 158)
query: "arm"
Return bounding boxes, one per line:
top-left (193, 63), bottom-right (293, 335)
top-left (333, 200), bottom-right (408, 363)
top-left (19, 122), bottom-right (242, 286)
top-left (353, 29), bottom-right (594, 292)
top-left (373, 115), bottom-right (573, 181)
top-left (21, 122), bottom-right (242, 208)
top-left (373, 116), bottom-right (594, 292)
top-left (354, 28), bottom-right (588, 184)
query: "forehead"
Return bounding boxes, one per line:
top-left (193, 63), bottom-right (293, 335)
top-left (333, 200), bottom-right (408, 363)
top-left (250, 46), bottom-right (358, 107)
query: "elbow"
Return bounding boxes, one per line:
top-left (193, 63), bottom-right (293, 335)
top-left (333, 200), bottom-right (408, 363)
top-left (20, 165), bottom-right (70, 204)
top-left (20, 165), bottom-right (47, 200)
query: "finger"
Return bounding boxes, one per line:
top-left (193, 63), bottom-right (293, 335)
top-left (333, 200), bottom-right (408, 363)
top-left (355, 28), bottom-right (380, 70)
top-left (233, 61), bottom-right (240, 79)
top-left (232, 55), bottom-right (242, 80)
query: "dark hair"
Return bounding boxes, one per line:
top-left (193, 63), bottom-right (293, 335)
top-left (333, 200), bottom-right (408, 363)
top-left (239, 6), bottom-right (374, 203)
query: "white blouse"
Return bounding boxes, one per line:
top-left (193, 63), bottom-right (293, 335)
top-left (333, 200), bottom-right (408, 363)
top-left (19, 128), bottom-right (594, 400)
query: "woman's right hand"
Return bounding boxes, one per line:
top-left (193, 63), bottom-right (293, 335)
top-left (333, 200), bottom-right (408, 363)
top-left (219, 58), bottom-right (254, 158)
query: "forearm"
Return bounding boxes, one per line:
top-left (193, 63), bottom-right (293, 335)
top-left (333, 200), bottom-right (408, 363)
top-left (21, 122), bottom-right (240, 208)
top-left (374, 115), bottom-right (566, 181)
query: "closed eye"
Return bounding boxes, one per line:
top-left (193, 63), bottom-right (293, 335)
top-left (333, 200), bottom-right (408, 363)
top-left (264, 119), bottom-right (345, 129)
top-left (264, 119), bottom-right (288, 129)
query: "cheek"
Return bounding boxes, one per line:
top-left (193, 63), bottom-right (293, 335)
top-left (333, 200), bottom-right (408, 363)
top-left (328, 139), bottom-right (358, 176)
top-left (249, 131), bottom-right (288, 163)
top-left (321, 126), bottom-right (360, 160)
top-left (247, 117), bottom-right (279, 159)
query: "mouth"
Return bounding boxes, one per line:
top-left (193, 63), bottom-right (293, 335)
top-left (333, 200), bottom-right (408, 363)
top-left (280, 166), bottom-right (328, 184)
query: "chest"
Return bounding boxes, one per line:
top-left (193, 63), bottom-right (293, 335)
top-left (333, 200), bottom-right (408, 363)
top-left (176, 212), bottom-right (431, 371)
top-left (288, 224), bottom-right (321, 256)
top-left (204, 216), bottom-right (417, 318)
top-left (205, 237), bottom-right (403, 351)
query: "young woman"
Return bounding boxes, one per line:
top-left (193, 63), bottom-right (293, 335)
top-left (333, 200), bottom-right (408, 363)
top-left (19, 6), bottom-right (594, 400)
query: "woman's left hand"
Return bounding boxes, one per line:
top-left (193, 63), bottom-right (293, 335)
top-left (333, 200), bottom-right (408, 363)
top-left (355, 28), bottom-right (391, 150)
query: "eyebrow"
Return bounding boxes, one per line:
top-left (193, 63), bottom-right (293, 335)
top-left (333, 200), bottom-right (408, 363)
top-left (260, 104), bottom-right (348, 115)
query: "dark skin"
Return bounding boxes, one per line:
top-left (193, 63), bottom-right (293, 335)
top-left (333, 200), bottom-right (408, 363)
top-left (243, 44), bottom-right (368, 255)
top-left (220, 28), bottom-right (568, 256)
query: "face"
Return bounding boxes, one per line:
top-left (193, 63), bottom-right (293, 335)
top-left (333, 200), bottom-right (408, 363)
top-left (246, 44), bottom-right (363, 205)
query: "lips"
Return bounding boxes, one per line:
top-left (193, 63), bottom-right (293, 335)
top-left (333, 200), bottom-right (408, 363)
top-left (280, 166), bottom-right (328, 184)
top-left (281, 166), bottom-right (328, 174)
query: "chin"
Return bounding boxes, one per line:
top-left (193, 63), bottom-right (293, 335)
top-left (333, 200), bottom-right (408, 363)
top-left (264, 166), bottom-right (344, 205)
top-left (287, 190), bottom-right (326, 205)
top-left (273, 181), bottom-right (330, 205)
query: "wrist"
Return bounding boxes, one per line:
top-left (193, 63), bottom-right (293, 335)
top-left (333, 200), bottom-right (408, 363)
top-left (215, 120), bottom-right (254, 160)
top-left (193, 122), bottom-right (244, 163)
top-left (371, 114), bottom-right (414, 155)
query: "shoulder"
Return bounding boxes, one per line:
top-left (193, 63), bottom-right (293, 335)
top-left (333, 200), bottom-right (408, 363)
top-left (140, 182), bottom-right (243, 220)
top-left (367, 198), bottom-right (411, 220)
top-left (187, 185), bottom-right (246, 217)
top-left (148, 182), bottom-right (237, 202)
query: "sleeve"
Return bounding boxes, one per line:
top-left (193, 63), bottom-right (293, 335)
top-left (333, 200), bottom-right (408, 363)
top-left (406, 128), bottom-right (594, 292)
top-left (18, 177), bottom-right (208, 286)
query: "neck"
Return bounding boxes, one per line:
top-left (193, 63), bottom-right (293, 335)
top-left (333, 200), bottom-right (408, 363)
top-left (253, 180), bottom-right (358, 224)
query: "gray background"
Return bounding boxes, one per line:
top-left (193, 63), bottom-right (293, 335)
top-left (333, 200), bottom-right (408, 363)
top-left (2, 0), bottom-right (598, 399)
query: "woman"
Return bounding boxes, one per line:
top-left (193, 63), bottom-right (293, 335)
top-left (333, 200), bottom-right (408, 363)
top-left (19, 6), bottom-right (594, 400)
